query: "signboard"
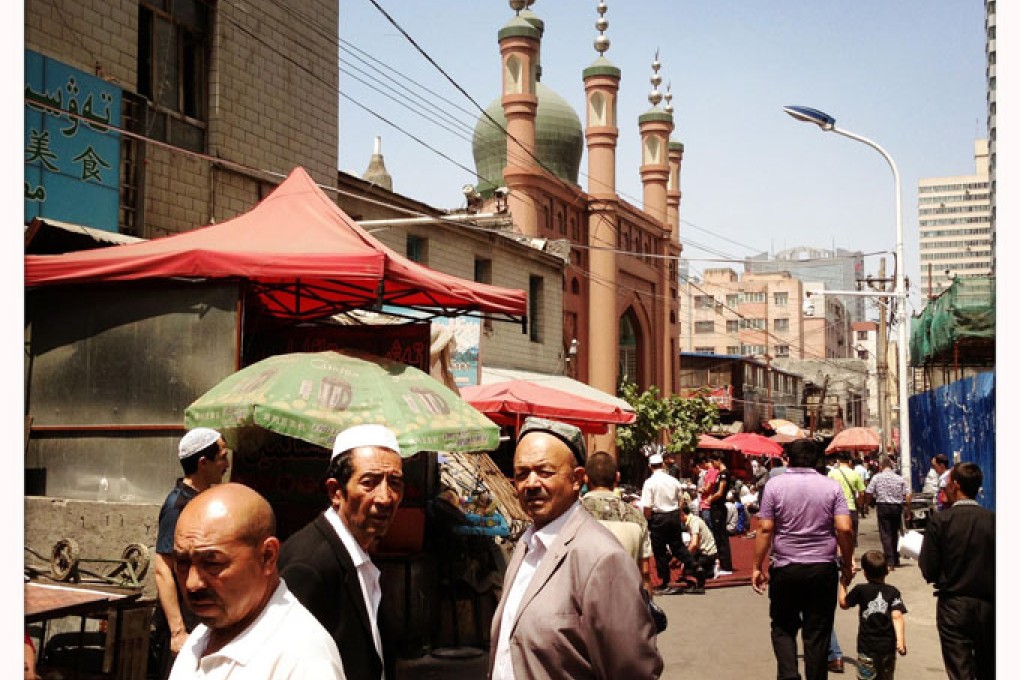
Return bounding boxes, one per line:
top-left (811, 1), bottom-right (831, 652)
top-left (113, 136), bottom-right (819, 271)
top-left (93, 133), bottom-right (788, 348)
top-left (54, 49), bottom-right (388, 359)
top-left (431, 315), bottom-right (481, 388)
top-left (678, 385), bottom-right (734, 411)
top-left (24, 50), bottom-right (122, 231)
top-left (246, 323), bottom-right (431, 373)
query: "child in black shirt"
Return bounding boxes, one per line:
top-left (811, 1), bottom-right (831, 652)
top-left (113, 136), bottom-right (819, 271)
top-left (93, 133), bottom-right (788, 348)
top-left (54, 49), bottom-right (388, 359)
top-left (838, 550), bottom-right (908, 679)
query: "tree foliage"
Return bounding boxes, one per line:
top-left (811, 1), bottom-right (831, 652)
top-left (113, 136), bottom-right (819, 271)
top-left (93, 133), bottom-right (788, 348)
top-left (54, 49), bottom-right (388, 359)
top-left (615, 381), bottom-right (720, 483)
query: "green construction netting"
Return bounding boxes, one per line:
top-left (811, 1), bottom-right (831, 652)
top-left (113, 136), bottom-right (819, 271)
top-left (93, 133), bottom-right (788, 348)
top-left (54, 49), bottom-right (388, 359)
top-left (909, 276), bottom-right (995, 364)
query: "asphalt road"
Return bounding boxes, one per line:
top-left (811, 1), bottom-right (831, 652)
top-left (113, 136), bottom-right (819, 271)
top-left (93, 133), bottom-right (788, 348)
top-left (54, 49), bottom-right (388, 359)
top-left (655, 511), bottom-right (948, 678)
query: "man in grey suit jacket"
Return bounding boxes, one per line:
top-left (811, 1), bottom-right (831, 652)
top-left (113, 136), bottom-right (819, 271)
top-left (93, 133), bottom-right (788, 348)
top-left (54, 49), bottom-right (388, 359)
top-left (489, 417), bottom-right (663, 680)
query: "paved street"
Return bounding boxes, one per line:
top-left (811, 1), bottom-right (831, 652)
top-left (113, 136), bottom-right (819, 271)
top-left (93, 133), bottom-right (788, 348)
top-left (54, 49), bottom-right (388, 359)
top-left (655, 511), bottom-right (947, 678)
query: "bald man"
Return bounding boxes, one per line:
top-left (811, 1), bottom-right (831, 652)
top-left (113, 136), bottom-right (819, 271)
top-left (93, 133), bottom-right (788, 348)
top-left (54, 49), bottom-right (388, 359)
top-left (168, 483), bottom-right (345, 679)
top-left (489, 417), bottom-right (663, 680)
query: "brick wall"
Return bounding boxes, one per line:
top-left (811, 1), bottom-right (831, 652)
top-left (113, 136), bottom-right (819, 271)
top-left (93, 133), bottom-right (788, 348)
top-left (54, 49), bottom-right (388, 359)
top-left (371, 226), bottom-right (564, 375)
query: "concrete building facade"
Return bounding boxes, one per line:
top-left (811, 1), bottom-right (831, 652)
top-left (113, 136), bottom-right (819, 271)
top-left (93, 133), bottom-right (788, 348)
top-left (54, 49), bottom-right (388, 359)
top-left (683, 269), bottom-right (803, 360)
top-left (745, 247), bottom-right (866, 323)
top-left (917, 140), bottom-right (992, 298)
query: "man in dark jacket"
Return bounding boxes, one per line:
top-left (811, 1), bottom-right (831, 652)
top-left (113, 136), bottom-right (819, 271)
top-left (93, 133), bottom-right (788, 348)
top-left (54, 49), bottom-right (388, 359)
top-left (919, 462), bottom-right (995, 680)
top-left (278, 424), bottom-right (405, 680)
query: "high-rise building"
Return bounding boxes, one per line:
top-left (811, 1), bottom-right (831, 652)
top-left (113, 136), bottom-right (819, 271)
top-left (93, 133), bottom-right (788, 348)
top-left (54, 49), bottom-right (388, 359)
top-left (917, 140), bottom-right (992, 299)
top-left (986, 0), bottom-right (996, 268)
top-left (745, 247), bottom-right (866, 323)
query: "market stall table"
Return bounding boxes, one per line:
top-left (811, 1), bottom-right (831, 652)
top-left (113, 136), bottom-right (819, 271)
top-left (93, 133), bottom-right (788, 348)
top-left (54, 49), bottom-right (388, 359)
top-left (25, 581), bottom-right (145, 680)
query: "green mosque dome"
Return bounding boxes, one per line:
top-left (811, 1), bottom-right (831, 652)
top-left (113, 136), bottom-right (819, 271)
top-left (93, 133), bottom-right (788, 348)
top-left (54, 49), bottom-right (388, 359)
top-left (472, 82), bottom-right (584, 195)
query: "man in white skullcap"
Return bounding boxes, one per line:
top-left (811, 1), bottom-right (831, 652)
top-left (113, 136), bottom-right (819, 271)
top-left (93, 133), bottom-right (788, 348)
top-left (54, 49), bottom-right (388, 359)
top-left (640, 446), bottom-right (690, 595)
top-left (278, 424), bottom-right (405, 680)
top-left (152, 428), bottom-right (231, 679)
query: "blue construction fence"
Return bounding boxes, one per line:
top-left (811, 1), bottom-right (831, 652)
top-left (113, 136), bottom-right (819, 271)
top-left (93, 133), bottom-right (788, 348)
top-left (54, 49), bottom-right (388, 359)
top-left (908, 372), bottom-right (995, 510)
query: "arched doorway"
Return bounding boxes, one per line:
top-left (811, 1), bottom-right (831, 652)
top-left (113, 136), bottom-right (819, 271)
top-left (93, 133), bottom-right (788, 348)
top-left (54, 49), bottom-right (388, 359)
top-left (619, 310), bottom-right (642, 387)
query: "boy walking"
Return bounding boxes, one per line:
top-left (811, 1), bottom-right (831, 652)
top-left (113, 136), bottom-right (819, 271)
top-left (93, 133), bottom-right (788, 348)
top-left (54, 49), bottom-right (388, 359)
top-left (838, 550), bottom-right (908, 679)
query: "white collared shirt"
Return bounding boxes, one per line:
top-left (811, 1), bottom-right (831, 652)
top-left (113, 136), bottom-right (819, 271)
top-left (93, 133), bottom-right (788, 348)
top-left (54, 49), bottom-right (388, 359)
top-left (323, 507), bottom-right (384, 667)
top-left (641, 469), bottom-right (683, 512)
top-left (169, 581), bottom-right (344, 680)
top-left (492, 501), bottom-right (581, 680)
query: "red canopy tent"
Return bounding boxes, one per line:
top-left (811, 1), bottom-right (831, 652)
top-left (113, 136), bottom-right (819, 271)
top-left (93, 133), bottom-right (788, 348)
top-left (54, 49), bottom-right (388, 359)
top-left (696, 434), bottom-right (736, 451)
top-left (24, 167), bottom-right (527, 323)
top-left (722, 432), bottom-right (785, 458)
top-left (460, 379), bottom-right (636, 435)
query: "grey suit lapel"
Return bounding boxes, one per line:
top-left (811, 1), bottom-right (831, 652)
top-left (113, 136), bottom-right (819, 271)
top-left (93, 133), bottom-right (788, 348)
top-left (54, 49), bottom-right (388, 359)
top-left (511, 507), bottom-right (585, 630)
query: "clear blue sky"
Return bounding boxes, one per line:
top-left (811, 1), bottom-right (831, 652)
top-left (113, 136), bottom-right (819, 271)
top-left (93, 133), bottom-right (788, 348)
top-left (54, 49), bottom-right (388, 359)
top-left (338, 0), bottom-right (987, 316)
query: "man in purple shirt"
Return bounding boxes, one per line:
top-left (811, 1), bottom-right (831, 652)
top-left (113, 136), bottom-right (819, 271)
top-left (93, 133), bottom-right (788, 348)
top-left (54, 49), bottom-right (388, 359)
top-left (753, 439), bottom-right (855, 680)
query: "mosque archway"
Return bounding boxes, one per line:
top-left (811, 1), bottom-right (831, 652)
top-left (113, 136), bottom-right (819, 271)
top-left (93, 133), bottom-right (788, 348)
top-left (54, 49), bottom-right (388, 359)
top-left (619, 309), bottom-right (643, 388)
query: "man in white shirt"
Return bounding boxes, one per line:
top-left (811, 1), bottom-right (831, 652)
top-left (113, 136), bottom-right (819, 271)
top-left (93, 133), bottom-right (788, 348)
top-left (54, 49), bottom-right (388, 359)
top-left (168, 483), bottom-right (344, 679)
top-left (489, 417), bottom-right (662, 680)
top-left (278, 425), bottom-right (405, 680)
top-left (642, 450), bottom-right (691, 595)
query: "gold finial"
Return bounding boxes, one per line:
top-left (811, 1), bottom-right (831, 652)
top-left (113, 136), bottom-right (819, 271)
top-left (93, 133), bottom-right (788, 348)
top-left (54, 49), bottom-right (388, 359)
top-left (664, 83), bottom-right (674, 115)
top-left (648, 49), bottom-right (663, 107)
top-left (594, 2), bottom-right (610, 55)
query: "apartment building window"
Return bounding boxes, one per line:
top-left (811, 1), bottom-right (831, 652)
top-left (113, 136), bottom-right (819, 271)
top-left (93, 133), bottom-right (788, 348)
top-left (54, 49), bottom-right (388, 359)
top-left (775, 345), bottom-right (790, 358)
top-left (774, 318), bottom-right (790, 332)
top-left (726, 345), bottom-right (740, 355)
top-left (742, 291), bottom-right (766, 303)
top-left (726, 294), bottom-right (739, 307)
top-left (475, 258), bottom-right (493, 331)
top-left (740, 318), bottom-right (766, 330)
top-left (694, 295), bottom-right (716, 309)
top-left (773, 292), bottom-right (789, 306)
top-left (406, 235), bottom-right (428, 264)
top-left (694, 346), bottom-right (715, 354)
top-left (741, 344), bottom-right (767, 356)
top-left (137, 0), bottom-right (211, 152)
top-left (726, 320), bottom-right (739, 332)
top-left (529, 276), bottom-right (543, 343)
top-left (694, 321), bottom-right (714, 334)
top-left (857, 330), bottom-right (869, 341)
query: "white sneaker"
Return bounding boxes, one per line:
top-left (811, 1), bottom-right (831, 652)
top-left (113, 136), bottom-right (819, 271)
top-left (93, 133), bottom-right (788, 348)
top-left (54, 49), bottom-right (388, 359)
top-left (715, 570), bottom-right (733, 577)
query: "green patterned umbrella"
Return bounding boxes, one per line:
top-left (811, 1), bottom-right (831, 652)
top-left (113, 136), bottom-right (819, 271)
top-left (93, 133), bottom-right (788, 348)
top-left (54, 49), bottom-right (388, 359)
top-left (184, 350), bottom-right (499, 456)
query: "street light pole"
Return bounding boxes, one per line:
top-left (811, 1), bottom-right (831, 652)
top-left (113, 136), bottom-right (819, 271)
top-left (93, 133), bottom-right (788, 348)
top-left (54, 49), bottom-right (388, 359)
top-left (783, 106), bottom-right (912, 490)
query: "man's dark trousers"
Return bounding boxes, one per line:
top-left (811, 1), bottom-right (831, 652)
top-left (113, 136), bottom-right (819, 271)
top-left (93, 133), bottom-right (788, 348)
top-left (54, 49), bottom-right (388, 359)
top-left (875, 502), bottom-right (903, 567)
top-left (709, 503), bottom-right (733, 571)
top-left (768, 562), bottom-right (838, 680)
top-left (648, 510), bottom-right (691, 586)
top-left (936, 595), bottom-right (995, 680)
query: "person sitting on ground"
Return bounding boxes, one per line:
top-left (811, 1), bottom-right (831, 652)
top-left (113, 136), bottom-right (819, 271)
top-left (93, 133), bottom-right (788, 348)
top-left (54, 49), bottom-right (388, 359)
top-left (838, 550), bottom-right (908, 680)
top-left (679, 504), bottom-right (716, 594)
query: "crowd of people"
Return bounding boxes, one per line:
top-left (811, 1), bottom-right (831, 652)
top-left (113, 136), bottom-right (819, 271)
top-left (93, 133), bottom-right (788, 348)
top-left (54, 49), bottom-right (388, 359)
top-left (38, 419), bottom-right (985, 680)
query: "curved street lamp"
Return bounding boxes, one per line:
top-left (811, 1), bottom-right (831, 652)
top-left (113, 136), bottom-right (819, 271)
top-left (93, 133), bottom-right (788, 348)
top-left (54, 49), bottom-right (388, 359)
top-left (783, 105), bottom-right (912, 490)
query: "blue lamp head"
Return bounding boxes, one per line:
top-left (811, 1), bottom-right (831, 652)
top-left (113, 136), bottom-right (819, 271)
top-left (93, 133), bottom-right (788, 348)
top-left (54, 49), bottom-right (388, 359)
top-left (783, 105), bottom-right (836, 131)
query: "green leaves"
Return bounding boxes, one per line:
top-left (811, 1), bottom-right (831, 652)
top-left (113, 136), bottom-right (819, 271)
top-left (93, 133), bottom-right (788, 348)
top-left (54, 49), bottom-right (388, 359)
top-left (615, 381), bottom-right (719, 481)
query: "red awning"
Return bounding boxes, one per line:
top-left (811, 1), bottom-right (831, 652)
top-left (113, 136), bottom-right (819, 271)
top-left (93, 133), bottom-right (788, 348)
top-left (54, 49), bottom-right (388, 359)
top-left (460, 379), bottom-right (635, 435)
top-left (24, 167), bottom-right (527, 322)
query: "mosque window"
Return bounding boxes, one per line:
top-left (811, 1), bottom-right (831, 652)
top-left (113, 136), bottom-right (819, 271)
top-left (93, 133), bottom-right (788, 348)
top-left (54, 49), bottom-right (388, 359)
top-left (504, 56), bottom-right (523, 94)
top-left (644, 136), bottom-right (661, 164)
top-left (590, 92), bottom-right (606, 126)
